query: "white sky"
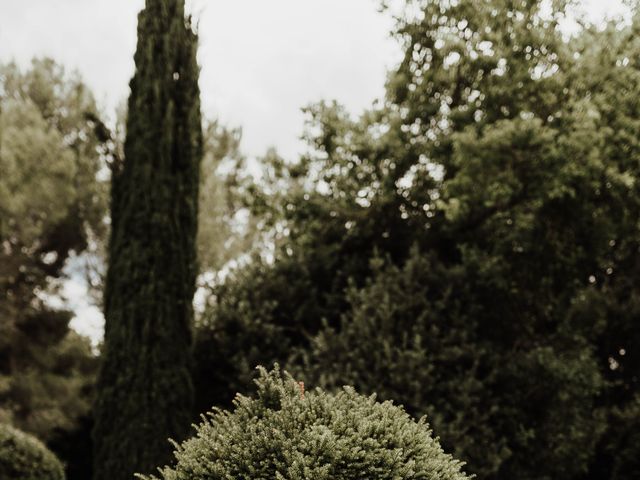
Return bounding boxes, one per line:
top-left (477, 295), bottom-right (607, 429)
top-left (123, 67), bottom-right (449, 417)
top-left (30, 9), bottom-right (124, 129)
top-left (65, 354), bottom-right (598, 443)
top-left (0, 0), bottom-right (627, 342)
top-left (0, 0), bottom-right (401, 159)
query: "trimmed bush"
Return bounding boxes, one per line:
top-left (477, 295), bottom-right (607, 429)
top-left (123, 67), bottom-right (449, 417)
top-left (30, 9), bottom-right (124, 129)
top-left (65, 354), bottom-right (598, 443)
top-left (142, 366), bottom-right (470, 480)
top-left (0, 424), bottom-right (65, 480)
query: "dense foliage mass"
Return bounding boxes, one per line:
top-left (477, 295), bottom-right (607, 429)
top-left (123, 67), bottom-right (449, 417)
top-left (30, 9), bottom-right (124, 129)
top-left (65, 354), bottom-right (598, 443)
top-left (143, 367), bottom-right (469, 480)
top-left (194, 2), bottom-right (640, 479)
top-left (92, 0), bottom-right (203, 479)
top-left (0, 59), bottom-right (103, 480)
top-left (3, 1), bottom-right (640, 480)
top-left (0, 423), bottom-right (65, 480)
top-left (0, 59), bottom-right (103, 439)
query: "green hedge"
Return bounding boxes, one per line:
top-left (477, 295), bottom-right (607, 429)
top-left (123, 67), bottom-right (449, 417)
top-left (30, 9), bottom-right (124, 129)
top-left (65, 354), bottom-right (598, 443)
top-left (0, 424), bottom-right (65, 480)
top-left (142, 366), bottom-right (470, 480)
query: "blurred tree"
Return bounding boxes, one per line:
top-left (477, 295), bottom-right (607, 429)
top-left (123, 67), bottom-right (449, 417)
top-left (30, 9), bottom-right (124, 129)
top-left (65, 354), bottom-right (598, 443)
top-left (0, 58), bottom-right (104, 439)
top-left (92, 1), bottom-right (202, 479)
top-left (197, 121), bottom-right (259, 274)
top-left (0, 58), bottom-right (105, 479)
top-left (566, 12), bottom-right (640, 479)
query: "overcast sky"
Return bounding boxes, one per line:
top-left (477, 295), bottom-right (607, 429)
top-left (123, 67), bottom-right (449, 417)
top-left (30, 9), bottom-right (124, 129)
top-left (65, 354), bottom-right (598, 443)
top-left (0, 0), bottom-right (402, 159)
top-left (0, 0), bottom-right (628, 342)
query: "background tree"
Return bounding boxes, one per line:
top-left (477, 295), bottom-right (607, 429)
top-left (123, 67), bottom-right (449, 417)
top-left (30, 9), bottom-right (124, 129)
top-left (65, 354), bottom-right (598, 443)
top-left (197, 120), bottom-right (260, 274)
top-left (194, 1), bottom-right (640, 479)
top-left (567, 13), bottom-right (640, 479)
top-left (92, 0), bottom-right (202, 478)
top-left (0, 58), bottom-right (105, 479)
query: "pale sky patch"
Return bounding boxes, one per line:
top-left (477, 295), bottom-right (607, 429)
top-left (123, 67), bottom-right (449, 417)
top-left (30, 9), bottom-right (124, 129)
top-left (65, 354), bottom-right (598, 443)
top-left (0, 0), bottom-right (401, 159)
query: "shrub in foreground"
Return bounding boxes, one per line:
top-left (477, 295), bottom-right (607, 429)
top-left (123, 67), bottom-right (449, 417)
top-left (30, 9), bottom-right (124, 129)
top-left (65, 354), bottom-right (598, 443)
top-left (142, 366), bottom-right (470, 480)
top-left (0, 423), bottom-right (65, 480)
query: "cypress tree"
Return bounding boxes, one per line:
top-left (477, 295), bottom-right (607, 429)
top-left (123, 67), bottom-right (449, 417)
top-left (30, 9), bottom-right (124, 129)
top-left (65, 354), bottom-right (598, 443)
top-left (93, 1), bottom-right (202, 479)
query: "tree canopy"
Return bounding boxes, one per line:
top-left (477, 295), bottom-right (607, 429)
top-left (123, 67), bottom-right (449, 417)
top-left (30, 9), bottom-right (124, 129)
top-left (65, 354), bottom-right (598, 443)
top-left (194, 2), bottom-right (640, 479)
top-left (0, 58), bottom-right (103, 442)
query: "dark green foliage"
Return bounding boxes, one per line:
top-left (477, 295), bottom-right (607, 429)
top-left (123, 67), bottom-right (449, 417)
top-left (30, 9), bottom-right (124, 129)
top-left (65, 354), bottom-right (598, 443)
top-left (0, 59), bottom-right (103, 479)
top-left (0, 424), bottom-right (65, 480)
top-left (194, 2), bottom-right (640, 479)
top-left (193, 254), bottom-right (323, 413)
top-left (301, 250), bottom-right (603, 479)
top-left (568, 18), bottom-right (640, 480)
top-left (607, 395), bottom-right (640, 479)
top-left (92, 0), bottom-right (203, 479)
top-left (48, 415), bottom-right (94, 480)
top-left (143, 367), bottom-right (470, 480)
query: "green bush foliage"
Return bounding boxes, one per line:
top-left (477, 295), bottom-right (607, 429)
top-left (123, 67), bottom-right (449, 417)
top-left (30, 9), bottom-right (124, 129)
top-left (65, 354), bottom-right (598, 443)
top-left (143, 366), bottom-right (470, 480)
top-left (0, 424), bottom-right (65, 480)
top-left (300, 250), bottom-right (604, 478)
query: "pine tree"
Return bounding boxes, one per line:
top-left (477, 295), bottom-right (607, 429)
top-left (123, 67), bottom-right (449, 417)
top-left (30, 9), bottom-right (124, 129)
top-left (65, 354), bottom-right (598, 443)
top-left (92, 1), bottom-right (202, 479)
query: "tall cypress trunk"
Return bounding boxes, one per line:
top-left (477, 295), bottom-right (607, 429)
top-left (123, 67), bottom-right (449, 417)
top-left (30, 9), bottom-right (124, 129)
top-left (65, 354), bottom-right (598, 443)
top-left (93, 1), bottom-right (202, 479)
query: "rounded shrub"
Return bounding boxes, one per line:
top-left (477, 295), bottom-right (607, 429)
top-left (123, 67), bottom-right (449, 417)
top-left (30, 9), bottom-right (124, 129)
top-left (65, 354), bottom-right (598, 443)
top-left (142, 366), bottom-right (470, 480)
top-left (0, 423), bottom-right (65, 480)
